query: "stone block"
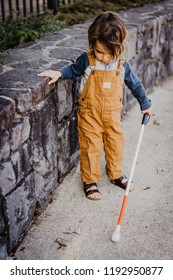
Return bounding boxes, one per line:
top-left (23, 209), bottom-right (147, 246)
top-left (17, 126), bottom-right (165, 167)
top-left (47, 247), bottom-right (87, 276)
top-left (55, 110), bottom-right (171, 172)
top-left (0, 198), bottom-right (5, 234)
top-left (143, 59), bottom-right (158, 89)
top-left (21, 117), bottom-right (31, 143)
top-left (39, 32), bottom-right (66, 42)
top-left (134, 55), bottom-right (145, 81)
top-left (136, 28), bottom-right (154, 60)
top-left (0, 131), bottom-right (10, 162)
top-left (1, 48), bottom-right (43, 65)
top-left (168, 57), bottom-right (173, 75)
top-left (57, 112), bottom-right (79, 180)
top-left (0, 69), bottom-right (51, 105)
top-left (29, 95), bottom-right (58, 206)
top-left (0, 198), bottom-right (8, 260)
top-left (0, 69), bottom-right (23, 89)
top-left (160, 43), bottom-right (170, 67)
top-left (49, 60), bottom-right (71, 71)
top-left (31, 76), bottom-right (56, 104)
top-left (11, 141), bottom-right (32, 185)
top-left (10, 121), bottom-right (23, 152)
top-left (54, 80), bottom-right (73, 122)
top-left (0, 96), bottom-right (16, 132)
top-left (34, 170), bottom-right (58, 209)
top-left (169, 38), bottom-right (173, 57)
top-left (30, 96), bottom-right (57, 174)
top-left (0, 88), bottom-right (32, 114)
top-left (124, 27), bottom-right (137, 60)
top-left (49, 47), bottom-right (83, 61)
top-left (151, 18), bottom-right (162, 58)
top-left (10, 116), bottom-right (30, 152)
top-left (0, 238), bottom-right (8, 260)
top-left (72, 77), bottom-right (81, 108)
top-left (56, 34), bottom-right (88, 50)
top-left (156, 61), bottom-right (168, 85)
top-left (4, 172), bottom-right (36, 251)
top-left (0, 160), bottom-right (16, 196)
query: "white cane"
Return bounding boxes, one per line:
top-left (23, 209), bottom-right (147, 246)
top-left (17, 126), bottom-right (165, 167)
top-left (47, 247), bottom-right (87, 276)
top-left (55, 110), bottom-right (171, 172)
top-left (111, 113), bottom-right (150, 242)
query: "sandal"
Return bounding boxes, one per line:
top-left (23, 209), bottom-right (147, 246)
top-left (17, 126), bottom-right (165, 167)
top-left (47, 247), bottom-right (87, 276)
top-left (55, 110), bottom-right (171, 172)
top-left (111, 175), bottom-right (134, 191)
top-left (83, 182), bottom-right (101, 200)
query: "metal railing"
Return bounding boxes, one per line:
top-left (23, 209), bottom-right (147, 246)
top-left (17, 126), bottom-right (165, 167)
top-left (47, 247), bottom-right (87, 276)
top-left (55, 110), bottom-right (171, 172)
top-left (0, 0), bottom-right (73, 21)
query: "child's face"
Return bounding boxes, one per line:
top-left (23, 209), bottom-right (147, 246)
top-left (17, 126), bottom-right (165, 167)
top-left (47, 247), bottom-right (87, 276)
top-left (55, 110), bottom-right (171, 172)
top-left (93, 40), bottom-right (115, 64)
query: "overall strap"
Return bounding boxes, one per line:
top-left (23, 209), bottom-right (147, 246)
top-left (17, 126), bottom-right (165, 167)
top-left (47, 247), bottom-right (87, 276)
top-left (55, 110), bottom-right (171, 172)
top-left (87, 51), bottom-right (96, 66)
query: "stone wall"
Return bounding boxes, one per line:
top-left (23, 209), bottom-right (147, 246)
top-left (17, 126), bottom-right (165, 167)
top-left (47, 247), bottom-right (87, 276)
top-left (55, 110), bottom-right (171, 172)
top-left (0, 0), bottom-right (173, 259)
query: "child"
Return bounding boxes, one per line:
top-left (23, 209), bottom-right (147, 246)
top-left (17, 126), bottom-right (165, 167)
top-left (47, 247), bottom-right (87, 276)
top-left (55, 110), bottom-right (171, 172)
top-left (38, 12), bottom-right (152, 201)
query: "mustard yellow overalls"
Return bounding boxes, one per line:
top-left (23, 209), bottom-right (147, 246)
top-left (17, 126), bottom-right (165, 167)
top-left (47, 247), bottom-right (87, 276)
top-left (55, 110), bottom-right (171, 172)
top-left (77, 51), bottom-right (125, 183)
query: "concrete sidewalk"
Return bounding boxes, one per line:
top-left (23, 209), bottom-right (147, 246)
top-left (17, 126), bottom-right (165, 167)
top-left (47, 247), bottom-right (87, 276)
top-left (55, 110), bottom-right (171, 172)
top-left (15, 79), bottom-right (173, 260)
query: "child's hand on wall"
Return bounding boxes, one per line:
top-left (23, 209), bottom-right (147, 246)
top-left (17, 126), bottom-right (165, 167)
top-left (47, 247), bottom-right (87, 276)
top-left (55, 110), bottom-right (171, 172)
top-left (38, 70), bottom-right (62, 85)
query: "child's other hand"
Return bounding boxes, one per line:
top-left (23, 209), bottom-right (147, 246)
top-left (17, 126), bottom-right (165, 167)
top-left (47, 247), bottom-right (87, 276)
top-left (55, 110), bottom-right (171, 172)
top-left (37, 70), bottom-right (62, 85)
top-left (141, 106), bottom-right (152, 116)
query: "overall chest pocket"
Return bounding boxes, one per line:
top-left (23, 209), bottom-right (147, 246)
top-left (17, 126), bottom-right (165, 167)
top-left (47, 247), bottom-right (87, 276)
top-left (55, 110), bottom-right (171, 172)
top-left (96, 78), bottom-right (123, 100)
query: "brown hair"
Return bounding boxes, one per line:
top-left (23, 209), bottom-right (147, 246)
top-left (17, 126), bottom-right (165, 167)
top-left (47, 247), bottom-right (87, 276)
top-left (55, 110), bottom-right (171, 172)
top-left (88, 12), bottom-right (127, 57)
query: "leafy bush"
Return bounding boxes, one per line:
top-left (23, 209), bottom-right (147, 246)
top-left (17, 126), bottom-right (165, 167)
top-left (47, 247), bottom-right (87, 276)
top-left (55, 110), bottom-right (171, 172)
top-left (0, 12), bottom-right (66, 55)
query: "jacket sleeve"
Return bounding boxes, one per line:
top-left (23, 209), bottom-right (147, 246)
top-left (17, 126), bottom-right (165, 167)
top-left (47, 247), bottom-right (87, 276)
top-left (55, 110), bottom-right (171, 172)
top-left (124, 61), bottom-right (151, 111)
top-left (58, 52), bottom-right (89, 80)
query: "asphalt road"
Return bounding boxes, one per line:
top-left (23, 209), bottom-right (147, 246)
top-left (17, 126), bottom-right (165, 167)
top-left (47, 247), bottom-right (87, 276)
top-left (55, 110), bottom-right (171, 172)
top-left (15, 78), bottom-right (173, 260)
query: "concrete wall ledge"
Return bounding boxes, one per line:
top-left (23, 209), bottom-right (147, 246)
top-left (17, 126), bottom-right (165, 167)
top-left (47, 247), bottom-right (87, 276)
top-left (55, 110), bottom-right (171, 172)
top-left (0, 0), bottom-right (173, 259)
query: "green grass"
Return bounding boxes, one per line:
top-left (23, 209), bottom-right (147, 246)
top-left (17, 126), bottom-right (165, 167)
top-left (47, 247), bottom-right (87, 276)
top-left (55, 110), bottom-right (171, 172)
top-left (0, 0), bottom-right (164, 57)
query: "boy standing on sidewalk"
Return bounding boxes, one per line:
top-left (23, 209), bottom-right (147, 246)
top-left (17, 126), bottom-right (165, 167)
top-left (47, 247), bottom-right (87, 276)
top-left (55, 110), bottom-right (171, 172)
top-left (38, 12), bottom-right (152, 200)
